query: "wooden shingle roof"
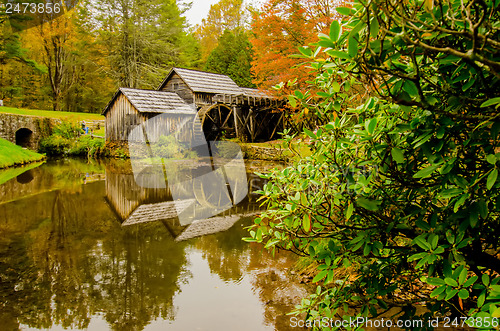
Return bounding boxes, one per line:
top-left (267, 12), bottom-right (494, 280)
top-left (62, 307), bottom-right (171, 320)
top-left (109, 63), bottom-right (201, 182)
top-left (102, 88), bottom-right (195, 115)
top-left (240, 87), bottom-right (275, 99)
top-left (159, 67), bottom-right (243, 95)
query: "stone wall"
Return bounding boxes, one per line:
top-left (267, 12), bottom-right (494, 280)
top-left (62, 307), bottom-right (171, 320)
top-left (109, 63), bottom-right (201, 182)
top-left (0, 113), bottom-right (59, 151)
top-left (240, 144), bottom-right (288, 162)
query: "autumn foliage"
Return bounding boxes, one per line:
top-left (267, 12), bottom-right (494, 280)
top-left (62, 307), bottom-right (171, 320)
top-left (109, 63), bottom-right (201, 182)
top-left (250, 0), bottom-right (345, 91)
top-left (195, 0), bottom-right (247, 62)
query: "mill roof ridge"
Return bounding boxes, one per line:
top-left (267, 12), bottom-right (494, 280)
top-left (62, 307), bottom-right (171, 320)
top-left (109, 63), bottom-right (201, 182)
top-left (159, 67), bottom-right (244, 95)
top-left (102, 87), bottom-right (195, 115)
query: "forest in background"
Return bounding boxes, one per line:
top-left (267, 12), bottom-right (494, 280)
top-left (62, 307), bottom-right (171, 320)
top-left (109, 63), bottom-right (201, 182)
top-left (0, 0), bottom-right (343, 113)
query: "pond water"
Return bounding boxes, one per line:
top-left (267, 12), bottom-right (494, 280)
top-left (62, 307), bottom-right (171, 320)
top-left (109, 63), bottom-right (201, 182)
top-left (0, 159), bottom-right (311, 331)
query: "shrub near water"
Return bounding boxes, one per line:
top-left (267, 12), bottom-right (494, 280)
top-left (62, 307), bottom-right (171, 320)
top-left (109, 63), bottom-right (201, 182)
top-left (246, 0), bottom-right (500, 328)
top-left (151, 135), bottom-right (197, 159)
top-left (40, 122), bottom-right (104, 157)
top-left (39, 135), bottom-right (72, 156)
top-left (52, 121), bottom-right (81, 139)
top-left (68, 136), bottom-right (105, 157)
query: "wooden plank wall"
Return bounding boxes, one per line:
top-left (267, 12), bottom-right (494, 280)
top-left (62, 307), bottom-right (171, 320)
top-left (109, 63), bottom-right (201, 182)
top-left (105, 170), bottom-right (146, 220)
top-left (160, 73), bottom-right (195, 105)
top-left (195, 93), bottom-right (214, 105)
top-left (106, 94), bottom-right (194, 143)
top-left (105, 169), bottom-right (176, 220)
top-left (105, 94), bottom-right (142, 141)
top-left (138, 114), bottom-right (194, 144)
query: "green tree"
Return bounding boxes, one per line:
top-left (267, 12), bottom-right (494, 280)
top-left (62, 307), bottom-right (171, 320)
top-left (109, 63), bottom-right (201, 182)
top-left (28, 12), bottom-right (79, 111)
top-left (204, 29), bottom-right (254, 87)
top-left (194, 0), bottom-right (247, 61)
top-left (0, 17), bottom-right (23, 64)
top-left (83, 0), bottom-right (195, 89)
top-left (247, 0), bottom-right (500, 327)
top-left (178, 32), bottom-right (202, 69)
top-left (0, 10), bottom-right (45, 105)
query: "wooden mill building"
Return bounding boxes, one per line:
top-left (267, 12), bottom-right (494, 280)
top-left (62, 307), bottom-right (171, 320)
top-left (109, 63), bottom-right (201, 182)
top-left (102, 87), bottom-right (196, 143)
top-left (103, 68), bottom-right (284, 143)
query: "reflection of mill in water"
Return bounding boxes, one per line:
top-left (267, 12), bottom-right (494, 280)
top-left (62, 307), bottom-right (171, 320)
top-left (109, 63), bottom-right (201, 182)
top-left (104, 162), bottom-right (263, 241)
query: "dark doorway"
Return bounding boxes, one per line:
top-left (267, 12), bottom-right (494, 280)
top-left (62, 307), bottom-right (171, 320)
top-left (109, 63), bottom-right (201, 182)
top-left (15, 128), bottom-right (33, 148)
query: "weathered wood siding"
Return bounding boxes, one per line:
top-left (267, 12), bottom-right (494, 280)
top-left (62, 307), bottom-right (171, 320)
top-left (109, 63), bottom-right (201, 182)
top-left (106, 94), bottom-right (193, 143)
top-left (131, 114), bottom-right (194, 143)
top-left (194, 92), bottom-right (214, 105)
top-left (105, 94), bottom-right (142, 142)
top-left (160, 73), bottom-right (194, 105)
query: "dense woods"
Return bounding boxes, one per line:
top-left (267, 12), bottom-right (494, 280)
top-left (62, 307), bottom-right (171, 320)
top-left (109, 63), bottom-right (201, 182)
top-left (1, 0), bottom-right (338, 113)
top-left (0, 0), bottom-right (348, 113)
top-left (1, 0), bottom-right (203, 112)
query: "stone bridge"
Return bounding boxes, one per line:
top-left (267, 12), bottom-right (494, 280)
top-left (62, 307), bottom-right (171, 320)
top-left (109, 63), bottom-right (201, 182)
top-left (0, 113), bottom-right (60, 150)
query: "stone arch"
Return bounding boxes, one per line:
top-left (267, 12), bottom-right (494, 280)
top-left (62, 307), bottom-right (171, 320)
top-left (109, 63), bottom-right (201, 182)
top-left (15, 128), bottom-right (33, 148)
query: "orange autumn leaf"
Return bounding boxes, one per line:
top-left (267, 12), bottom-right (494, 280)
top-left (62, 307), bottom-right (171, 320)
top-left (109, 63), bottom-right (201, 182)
top-left (250, 0), bottom-right (347, 92)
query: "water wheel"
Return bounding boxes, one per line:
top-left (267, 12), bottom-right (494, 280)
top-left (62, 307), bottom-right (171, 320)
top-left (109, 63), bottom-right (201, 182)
top-left (194, 104), bottom-right (234, 141)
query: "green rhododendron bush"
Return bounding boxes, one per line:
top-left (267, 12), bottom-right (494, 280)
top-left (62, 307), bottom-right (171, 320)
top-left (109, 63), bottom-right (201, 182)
top-left (246, 0), bottom-right (500, 328)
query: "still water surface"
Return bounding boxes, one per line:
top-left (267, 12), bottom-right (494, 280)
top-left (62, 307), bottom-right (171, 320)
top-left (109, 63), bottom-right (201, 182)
top-left (0, 159), bottom-right (310, 331)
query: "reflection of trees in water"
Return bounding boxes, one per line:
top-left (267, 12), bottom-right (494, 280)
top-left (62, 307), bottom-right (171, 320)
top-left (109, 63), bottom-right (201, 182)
top-left (0, 158), bottom-right (106, 204)
top-left (0, 190), bottom-right (59, 330)
top-left (97, 223), bottom-right (188, 331)
top-left (0, 236), bottom-right (52, 330)
top-left (248, 250), bottom-right (311, 331)
top-left (0, 159), bottom-right (304, 331)
top-left (0, 181), bottom-right (190, 331)
top-left (192, 218), bottom-right (310, 331)
top-left (27, 190), bottom-right (94, 329)
top-left (193, 218), bottom-right (252, 282)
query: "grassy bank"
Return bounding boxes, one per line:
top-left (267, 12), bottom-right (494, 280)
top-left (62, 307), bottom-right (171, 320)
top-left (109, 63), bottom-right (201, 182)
top-left (0, 138), bottom-right (45, 169)
top-left (0, 106), bottom-right (104, 121)
top-left (0, 106), bottom-right (105, 136)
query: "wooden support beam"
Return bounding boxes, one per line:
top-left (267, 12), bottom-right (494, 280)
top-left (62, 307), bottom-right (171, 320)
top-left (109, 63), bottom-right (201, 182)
top-left (233, 105), bottom-right (239, 139)
top-left (270, 113), bottom-right (284, 139)
top-left (242, 110), bottom-right (252, 128)
top-left (221, 107), bottom-right (234, 128)
top-left (253, 112), bottom-right (269, 140)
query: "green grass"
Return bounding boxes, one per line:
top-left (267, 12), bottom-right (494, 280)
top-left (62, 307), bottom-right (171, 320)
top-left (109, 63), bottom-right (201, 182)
top-left (0, 138), bottom-right (46, 169)
top-left (0, 106), bottom-right (104, 121)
